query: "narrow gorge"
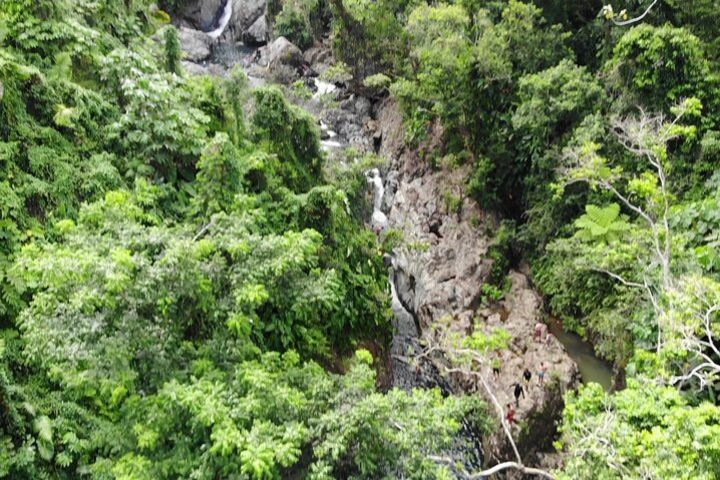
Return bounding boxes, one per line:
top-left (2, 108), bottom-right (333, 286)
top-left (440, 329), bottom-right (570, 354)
top-left (173, 1), bottom-right (594, 472)
top-left (5, 1), bottom-right (717, 478)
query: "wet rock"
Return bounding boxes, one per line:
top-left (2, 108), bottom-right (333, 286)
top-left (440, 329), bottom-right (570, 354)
top-left (178, 27), bottom-right (212, 62)
top-left (182, 0), bottom-right (266, 42)
top-left (201, 0), bottom-right (226, 28)
top-left (243, 14), bottom-right (268, 46)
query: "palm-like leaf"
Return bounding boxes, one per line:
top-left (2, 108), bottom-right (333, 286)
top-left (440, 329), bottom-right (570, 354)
top-left (574, 203), bottom-right (630, 244)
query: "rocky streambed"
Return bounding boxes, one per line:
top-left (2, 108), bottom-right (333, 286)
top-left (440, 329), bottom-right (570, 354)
top-left (174, 2), bottom-right (585, 474)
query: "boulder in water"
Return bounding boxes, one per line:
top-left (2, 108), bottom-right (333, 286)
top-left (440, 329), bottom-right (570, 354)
top-left (178, 27), bottom-right (212, 62)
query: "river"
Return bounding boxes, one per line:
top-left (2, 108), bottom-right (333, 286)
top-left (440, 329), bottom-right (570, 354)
top-left (547, 316), bottom-right (614, 391)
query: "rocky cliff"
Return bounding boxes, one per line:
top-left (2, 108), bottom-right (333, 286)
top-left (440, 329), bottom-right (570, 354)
top-left (375, 99), bottom-right (579, 469)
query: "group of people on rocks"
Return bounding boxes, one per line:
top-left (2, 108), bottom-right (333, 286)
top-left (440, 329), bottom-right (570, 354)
top-left (505, 362), bottom-right (548, 425)
top-left (502, 322), bottom-right (555, 426)
top-left (534, 321), bottom-right (554, 345)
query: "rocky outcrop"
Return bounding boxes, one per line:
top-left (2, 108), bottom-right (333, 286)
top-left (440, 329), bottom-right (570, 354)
top-left (227, 0), bottom-right (266, 41)
top-left (181, 0), bottom-right (225, 30)
top-left (181, 0), bottom-right (266, 42)
top-left (243, 14), bottom-right (269, 46)
top-left (264, 36), bottom-right (303, 68)
top-left (375, 99), bottom-right (579, 468)
top-left (249, 36), bottom-right (303, 83)
top-left (178, 26), bottom-right (212, 62)
top-left (304, 44), bottom-right (333, 76)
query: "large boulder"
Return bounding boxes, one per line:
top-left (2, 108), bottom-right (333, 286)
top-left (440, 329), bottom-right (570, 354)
top-left (227, 0), bottom-right (266, 41)
top-left (181, 0), bottom-right (225, 30)
top-left (249, 37), bottom-right (303, 83)
top-left (265, 36), bottom-right (303, 68)
top-left (303, 43), bottom-right (332, 75)
top-left (178, 27), bottom-right (212, 62)
top-left (243, 14), bottom-right (268, 46)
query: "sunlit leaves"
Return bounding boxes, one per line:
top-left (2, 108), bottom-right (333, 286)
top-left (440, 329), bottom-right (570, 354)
top-left (558, 380), bottom-right (720, 479)
top-left (574, 204), bottom-right (630, 244)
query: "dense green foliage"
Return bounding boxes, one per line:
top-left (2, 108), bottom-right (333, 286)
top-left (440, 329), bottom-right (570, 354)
top-left (0, 2), bottom-right (490, 478)
top-left (327, 0), bottom-right (720, 477)
top-left (5, 0), bottom-right (720, 478)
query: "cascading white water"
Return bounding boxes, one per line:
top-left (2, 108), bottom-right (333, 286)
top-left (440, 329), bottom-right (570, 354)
top-left (206, 0), bottom-right (233, 40)
top-left (314, 79), bottom-right (337, 98)
top-left (366, 168), bottom-right (387, 232)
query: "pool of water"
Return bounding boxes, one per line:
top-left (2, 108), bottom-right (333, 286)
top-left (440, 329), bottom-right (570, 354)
top-left (547, 316), bottom-right (614, 392)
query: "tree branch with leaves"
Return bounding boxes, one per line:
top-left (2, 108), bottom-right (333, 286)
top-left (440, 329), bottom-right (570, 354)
top-left (556, 98), bottom-right (702, 349)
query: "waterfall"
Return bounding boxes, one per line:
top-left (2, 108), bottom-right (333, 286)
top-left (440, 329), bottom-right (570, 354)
top-left (366, 168), bottom-right (387, 232)
top-left (207, 0), bottom-right (233, 40)
top-left (314, 79), bottom-right (337, 98)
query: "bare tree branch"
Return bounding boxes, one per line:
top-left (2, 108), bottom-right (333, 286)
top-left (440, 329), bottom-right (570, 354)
top-left (429, 456), bottom-right (555, 479)
top-left (603, 0), bottom-right (659, 26)
top-left (416, 331), bottom-right (555, 480)
top-left (192, 220), bottom-right (215, 242)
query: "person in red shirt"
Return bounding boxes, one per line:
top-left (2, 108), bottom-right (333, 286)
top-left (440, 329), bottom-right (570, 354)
top-left (505, 403), bottom-right (516, 425)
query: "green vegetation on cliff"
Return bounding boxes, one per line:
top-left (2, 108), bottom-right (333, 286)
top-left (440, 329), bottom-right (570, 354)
top-left (0, 1), bottom-right (485, 478)
top-left (3, 0), bottom-right (720, 478)
top-left (328, 0), bottom-right (720, 477)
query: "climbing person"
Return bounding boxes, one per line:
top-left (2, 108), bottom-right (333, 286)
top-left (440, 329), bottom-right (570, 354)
top-left (505, 403), bottom-right (516, 425)
top-left (534, 322), bottom-right (545, 342)
top-left (492, 355), bottom-right (502, 378)
top-left (545, 332), bottom-right (554, 346)
top-left (538, 362), bottom-right (547, 385)
top-left (523, 368), bottom-right (532, 384)
top-left (512, 382), bottom-right (525, 407)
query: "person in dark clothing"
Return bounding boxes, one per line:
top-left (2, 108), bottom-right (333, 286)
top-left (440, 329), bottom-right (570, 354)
top-left (512, 382), bottom-right (525, 407)
top-left (523, 368), bottom-right (532, 384)
top-left (492, 356), bottom-right (502, 378)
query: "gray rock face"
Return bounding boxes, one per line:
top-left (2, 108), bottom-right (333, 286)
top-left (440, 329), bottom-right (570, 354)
top-left (181, 0), bottom-right (224, 30)
top-left (303, 44), bottom-right (333, 75)
top-left (243, 14), bottom-right (268, 46)
top-left (178, 27), bottom-right (212, 62)
top-left (181, 0), bottom-right (266, 41)
top-left (201, 0), bottom-right (226, 29)
top-left (375, 99), bottom-right (579, 465)
top-left (250, 36), bottom-right (303, 83)
top-left (227, 0), bottom-right (266, 41)
top-left (265, 36), bottom-right (303, 67)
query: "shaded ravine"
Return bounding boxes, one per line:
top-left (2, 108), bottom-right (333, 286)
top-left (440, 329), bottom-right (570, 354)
top-left (184, 2), bottom-right (614, 472)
